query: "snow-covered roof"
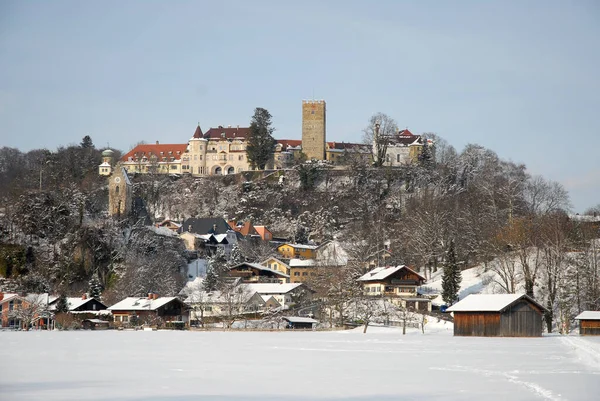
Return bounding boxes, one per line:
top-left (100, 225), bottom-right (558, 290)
top-left (245, 283), bottom-right (303, 295)
top-left (65, 297), bottom-right (99, 311)
top-left (575, 311), bottom-right (600, 320)
top-left (446, 294), bottom-right (545, 312)
top-left (260, 257), bottom-right (290, 268)
top-left (231, 263), bottom-right (290, 278)
top-left (84, 319), bottom-right (109, 324)
top-left (284, 316), bottom-right (318, 324)
top-left (99, 162), bottom-right (111, 167)
top-left (108, 297), bottom-right (179, 311)
top-left (357, 265), bottom-right (425, 282)
top-left (0, 293), bottom-right (19, 304)
top-left (279, 243), bottom-right (319, 250)
top-left (289, 258), bottom-right (316, 267)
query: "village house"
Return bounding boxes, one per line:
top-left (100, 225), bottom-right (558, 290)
top-left (0, 292), bottom-right (51, 330)
top-left (121, 142), bottom-right (188, 175)
top-left (48, 295), bottom-right (107, 313)
top-left (446, 294), bottom-right (547, 337)
top-left (377, 129), bottom-right (430, 167)
top-left (261, 257), bottom-right (291, 276)
top-left (289, 258), bottom-right (317, 283)
top-left (575, 311), bottom-right (600, 335)
top-left (107, 294), bottom-right (188, 327)
top-left (357, 265), bottom-right (430, 311)
top-left (277, 243), bottom-right (319, 259)
top-left (229, 262), bottom-right (290, 284)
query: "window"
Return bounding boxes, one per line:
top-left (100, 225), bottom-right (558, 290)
top-left (294, 272), bottom-right (300, 276)
top-left (0, 304), bottom-right (3, 313)
top-left (205, 306), bottom-right (213, 312)
top-left (397, 154), bottom-right (401, 163)
top-left (122, 315), bottom-right (129, 323)
top-left (386, 154), bottom-right (390, 162)
top-left (229, 155), bottom-right (233, 161)
top-left (171, 165), bottom-right (177, 170)
top-left (199, 155), bottom-right (203, 161)
top-left (302, 272), bottom-right (308, 276)
top-left (238, 155), bottom-right (243, 160)
top-left (213, 155), bottom-right (218, 160)
top-left (9, 300), bottom-right (14, 311)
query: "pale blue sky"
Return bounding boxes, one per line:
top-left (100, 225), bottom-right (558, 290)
top-left (1, 1), bottom-right (598, 212)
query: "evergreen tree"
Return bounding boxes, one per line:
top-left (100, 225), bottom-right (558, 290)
top-left (441, 241), bottom-right (462, 306)
top-left (246, 108), bottom-right (276, 170)
top-left (55, 294), bottom-right (69, 314)
top-left (203, 247), bottom-right (228, 292)
top-left (228, 244), bottom-right (245, 266)
top-left (88, 275), bottom-right (102, 299)
top-left (418, 137), bottom-right (433, 168)
top-left (80, 135), bottom-right (94, 149)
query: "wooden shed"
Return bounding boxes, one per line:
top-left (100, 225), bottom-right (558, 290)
top-left (575, 311), bottom-right (600, 335)
top-left (283, 316), bottom-right (318, 330)
top-left (446, 294), bottom-right (547, 337)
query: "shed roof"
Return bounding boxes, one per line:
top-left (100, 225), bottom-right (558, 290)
top-left (575, 311), bottom-right (600, 320)
top-left (446, 294), bottom-right (547, 313)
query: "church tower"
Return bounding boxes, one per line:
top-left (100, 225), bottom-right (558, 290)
top-left (302, 100), bottom-right (326, 160)
top-left (108, 166), bottom-right (132, 217)
top-left (99, 148), bottom-right (114, 176)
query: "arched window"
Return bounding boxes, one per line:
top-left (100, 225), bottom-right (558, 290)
top-left (115, 185), bottom-right (120, 195)
top-left (227, 167), bottom-right (235, 175)
top-left (214, 167), bottom-right (222, 175)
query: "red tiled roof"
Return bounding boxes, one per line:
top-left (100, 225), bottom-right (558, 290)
top-left (121, 143), bottom-right (188, 162)
top-left (203, 126), bottom-right (250, 140)
top-left (390, 129), bottom-right (422, 146)
top-left (277, 139), bottom-right (302, 150)
top-left (254, 226), bottom-right (272, 240)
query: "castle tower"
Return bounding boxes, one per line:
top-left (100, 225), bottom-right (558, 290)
top-left (99, 148), bottom-right (114, 176)
top-left (108, 166), bottom-right (132, 217)
top-left (302, 100), bottom-right (326, 160)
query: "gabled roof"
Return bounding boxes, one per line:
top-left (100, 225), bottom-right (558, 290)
top-left (230, 263), bottom-right (290, 278)
top-left (575, 311), bottom-right (600, 320)
top-left (228, 220), bottom-right (257, 237)
top-left (276, 139), bottom-right (302, 150)
top-left (357, 265), bottom-right (426, 282)
top-left (203, 126), bottom-right (251, 140)
top-left (253, 226), bottom-right (271, 240)
top-left (260, 257), bottom-right (290, 269)
top-left (181, 218), bottom-right (233, 235)
top-left (107, 297), bottom-right (180, 311)
top-left (446, 294), bottom-right (547, 313)
top-left (121, 144), bottom-right (188, 163)
top-left (0, 293), bottom-right (19, 304)
top-left (49, 297), bottom-right (107, 311)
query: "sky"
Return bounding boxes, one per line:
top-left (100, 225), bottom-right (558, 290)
top-left (0, 0), bottom-right (598, 212)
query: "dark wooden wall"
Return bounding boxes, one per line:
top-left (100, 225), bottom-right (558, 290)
top-left (453, 300), bottom-right (544, 337)
top-left (453, 312), bottom-right (500, 336)
top-left (499, 301), bottom-right (543, 337)
top-left (580, 320), bottom-right (600, 335)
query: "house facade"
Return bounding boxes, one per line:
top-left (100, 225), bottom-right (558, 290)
top-left (229, 263), bottom-right (290, 284)
top-left (277, 244), bottom-right (319, 259)
top-left (575, 311), bottom-right (600, 335)
top-left (357, 265), bottom-right (429, 311)
top-left (107, 295), bottom-right (188, 326)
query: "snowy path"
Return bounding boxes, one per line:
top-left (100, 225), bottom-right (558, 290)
top-left (1, 329), bottom-right (599, 401)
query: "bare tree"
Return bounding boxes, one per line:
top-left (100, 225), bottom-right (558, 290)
top-left (9, 294), bottom-right (49, 331)
top-left (363, 113), bottom-right (397, 167)
top-left (219, 281), bottom-right (252, 329)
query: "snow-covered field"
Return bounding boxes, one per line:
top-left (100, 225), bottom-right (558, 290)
top-left (2, 327), bottom-right (599, 401)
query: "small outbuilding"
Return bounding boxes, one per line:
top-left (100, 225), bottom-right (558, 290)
top-left (82, 319), bottom-right (110, 330)
top-left (446, 294), bottom-right (547, 337)
top-left (283, 316), bottom-right (318, 330)
top-left (574, 311), bottom-right (600, 335)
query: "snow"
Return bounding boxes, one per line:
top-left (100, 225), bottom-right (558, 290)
top-left (357, 265), bottom-right (424, 282)
top-left (446, 294), bottom-right (538, 312)
top-left (426, 264), bottom-right (500, 306)
top-left (283, 316), bottom-right (318, 323)
top-left (1, 330), bottom-right (599, 400)
top-left (289, 258), bottom-right (315, 267)
top-left (244, 283), bottom-right (303, 294)
top-left (575, 311), bottom-right (600, 320)
top-left (107, 296), bottom-right (178, 311)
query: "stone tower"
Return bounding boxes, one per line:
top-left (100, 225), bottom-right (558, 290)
top-left (301, 100), bottom-right (326, 160)
top-left (108, 166), bottom-right (132, 217)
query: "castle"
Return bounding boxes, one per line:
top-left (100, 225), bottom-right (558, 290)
top-left (100, 100), bottom-right (425, 178)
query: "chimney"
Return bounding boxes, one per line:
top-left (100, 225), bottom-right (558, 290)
top-left (148, 292), bottom-right (153, 300)
top-left (82, 294), bottom-right (87, 300)
top-left (156, 141), bottom-right (159, 145)
top-left (154, 293), bottom-right (159, 300)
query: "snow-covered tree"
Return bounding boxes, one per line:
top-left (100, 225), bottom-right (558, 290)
top-left (204, 247), bottom-right (228, 292)
top-left (88, 275), bottom-right (102, 299)
top-left (441, 241), bottom-right (461, 306)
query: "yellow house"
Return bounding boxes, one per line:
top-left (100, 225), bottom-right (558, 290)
top-left (277, 244), bottom-right (319, 260)
top-left (261, 257), bottom-right (291, 276)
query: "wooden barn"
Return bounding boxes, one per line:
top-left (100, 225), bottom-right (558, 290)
top-left (446, 294), bottom-right (547, 337)
top-left (575, 311), bottom-right (600, 335)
